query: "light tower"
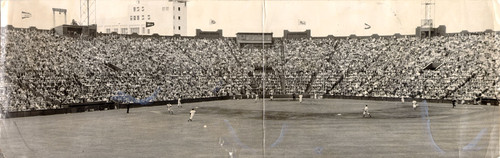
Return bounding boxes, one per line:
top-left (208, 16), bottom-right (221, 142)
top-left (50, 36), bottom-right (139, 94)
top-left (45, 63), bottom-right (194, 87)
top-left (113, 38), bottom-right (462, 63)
top-left (80, 0), bottom-right (96, 25)
top-left (420, 0), bottom-right (434, 37)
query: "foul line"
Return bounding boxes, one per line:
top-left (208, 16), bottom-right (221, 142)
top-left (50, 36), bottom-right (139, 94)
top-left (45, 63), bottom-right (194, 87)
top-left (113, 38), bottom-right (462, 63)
top-left (420, 100), bottom-right (445, 153)
top-left (270, 123), bottom-right (287, 148)
top-left (13, 121), bottom-right (34, 152)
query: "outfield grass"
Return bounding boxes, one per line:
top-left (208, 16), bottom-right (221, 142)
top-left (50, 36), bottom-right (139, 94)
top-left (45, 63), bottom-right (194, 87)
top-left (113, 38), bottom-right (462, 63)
top-left (0, 98), bottom-right (498, 158)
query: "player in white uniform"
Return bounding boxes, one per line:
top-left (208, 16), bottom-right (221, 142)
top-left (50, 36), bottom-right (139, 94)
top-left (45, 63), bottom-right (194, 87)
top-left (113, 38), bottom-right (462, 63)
top-left (177, 97), bottom-right (182, 108)
top-left (167, 104), bottom-right (173, 114)
top-left (188, 108), bottom-right (196, 122)
top-left (401, 96), bottom-right (405, 103)
top-left (363, 105), bottom-right (371, 117)
top-left (299, 93), bottom-right (303, 103)
top-left (255, 93), bottom-right (259, 102)
top-left (270, 90), bottom-right (274, 101)
top-left (412, 100), bottom-right (417, 110)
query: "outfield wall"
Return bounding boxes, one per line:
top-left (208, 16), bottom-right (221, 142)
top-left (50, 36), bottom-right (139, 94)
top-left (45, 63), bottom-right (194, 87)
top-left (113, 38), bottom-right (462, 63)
top-left (2, 96), bottom-right (232, 119)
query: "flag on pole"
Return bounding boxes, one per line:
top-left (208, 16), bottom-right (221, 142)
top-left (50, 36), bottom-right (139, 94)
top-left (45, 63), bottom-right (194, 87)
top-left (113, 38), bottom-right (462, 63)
top-left (299, 20), bottom-right (306, 25)
top-left (364, 23), bottom-right (371, 29)
top-left (22, 11), bottom-right (31, 19)
top-left (146, 22), bottom-right (155, 27)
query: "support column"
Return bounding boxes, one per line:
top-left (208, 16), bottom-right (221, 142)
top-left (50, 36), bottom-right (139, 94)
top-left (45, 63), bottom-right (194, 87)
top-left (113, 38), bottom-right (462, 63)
top-left (53, 11), bottom-right (55, 28)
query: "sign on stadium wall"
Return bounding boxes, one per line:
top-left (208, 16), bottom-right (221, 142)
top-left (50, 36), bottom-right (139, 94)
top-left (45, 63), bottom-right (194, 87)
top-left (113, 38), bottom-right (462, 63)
top-left (236, 32), bottom-right (273, 44)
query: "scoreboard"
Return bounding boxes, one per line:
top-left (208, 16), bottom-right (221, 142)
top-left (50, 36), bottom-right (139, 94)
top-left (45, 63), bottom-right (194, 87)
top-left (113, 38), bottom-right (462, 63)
top-left (236, 33), bottom-right (273, 44)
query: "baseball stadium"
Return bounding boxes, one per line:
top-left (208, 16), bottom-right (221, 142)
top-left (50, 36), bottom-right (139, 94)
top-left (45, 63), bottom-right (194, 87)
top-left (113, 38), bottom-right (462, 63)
top-left (0, 0), bottom-right (499, 157)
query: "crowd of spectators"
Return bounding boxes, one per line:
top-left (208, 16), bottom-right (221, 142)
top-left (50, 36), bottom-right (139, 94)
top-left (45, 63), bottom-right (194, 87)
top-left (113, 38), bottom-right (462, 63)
top-left (1, 28), bottom-right (498, 111)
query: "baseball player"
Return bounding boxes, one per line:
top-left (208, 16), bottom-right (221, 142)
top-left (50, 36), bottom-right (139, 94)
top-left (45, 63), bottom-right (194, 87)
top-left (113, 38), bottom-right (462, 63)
top-left (188, 108), bottom-right (196, 122)
top-left (412, 100), bottom-right (417, 110)
top-left (299, 93), bottom-right (303, 103)
top-left (363, 105), bottom-right (371, 117)
top-left (167, 104), bottom-right (173, 114)
top-left (177, 97), bottom-right (182, 108)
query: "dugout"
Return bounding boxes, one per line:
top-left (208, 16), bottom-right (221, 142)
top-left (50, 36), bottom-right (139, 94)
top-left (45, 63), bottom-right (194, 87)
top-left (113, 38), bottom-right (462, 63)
top-left (479, 98), bottom-right (499, 106)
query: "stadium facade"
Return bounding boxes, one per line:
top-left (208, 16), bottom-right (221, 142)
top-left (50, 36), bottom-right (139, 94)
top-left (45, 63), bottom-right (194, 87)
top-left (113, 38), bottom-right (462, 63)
top-left (98, 0), bottom-right (187, 35)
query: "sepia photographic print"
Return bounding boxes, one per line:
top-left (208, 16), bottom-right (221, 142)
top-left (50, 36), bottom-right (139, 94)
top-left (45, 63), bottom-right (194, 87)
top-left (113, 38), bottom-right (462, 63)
top-left (1, 0), bottom-right (500, 157)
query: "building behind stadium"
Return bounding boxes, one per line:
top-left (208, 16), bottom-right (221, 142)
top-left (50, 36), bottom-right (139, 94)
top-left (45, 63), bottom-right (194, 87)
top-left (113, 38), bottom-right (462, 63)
top-left (2, 0), bottom-right (498, 37)
top-left (95, 0), bottom-right (497, 37)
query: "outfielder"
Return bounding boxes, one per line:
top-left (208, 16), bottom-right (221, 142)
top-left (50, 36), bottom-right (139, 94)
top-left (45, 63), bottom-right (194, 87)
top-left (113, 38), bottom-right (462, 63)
top-left (167, 104), bottom-right (173, 114)
top-left (363, 105), bottom-right (371, 117)
top-left (299, 93), bottom-right (303, 103)
top-left (177, 97), bottom-right (182, 108)
top-left (412, 100), bottom-right (417, 110)
top-left (188, 108), bottom-right (196, 122)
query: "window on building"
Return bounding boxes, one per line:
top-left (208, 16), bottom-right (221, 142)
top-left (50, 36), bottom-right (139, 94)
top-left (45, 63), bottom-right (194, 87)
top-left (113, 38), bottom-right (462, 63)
top-left (133, 16), bottom-right (136, 20)
top-left (148, 15), bottom-right (150, 20)
top-left (142, 6), bottom-right (144, 11)
top-left (178, 16), bottom-right (180, 20)
top-left (106, 28), bottom-right (111, 33)
top-left (142, 15), bottom-right (144, 20)
top-left (136, 15), bottom-right (139, 20)
top-left (131, 27), bottom-right (139, 34)
top-left (121, 28), bottom-right (128, 34)
top-left (130, 16), bottom-right (133, 21)
top-left (178, 26), bottom-right (181, 30)
top-left (147, 29), bottom-right (150, 34)
top-left (133, 7), bottom-right (136, 12)
top-left (142, 27), bottom-right (145, 34)
top-left (113, 28), bottom-right (118, 33)
top-left (178, 7), bottom-right (180, 11)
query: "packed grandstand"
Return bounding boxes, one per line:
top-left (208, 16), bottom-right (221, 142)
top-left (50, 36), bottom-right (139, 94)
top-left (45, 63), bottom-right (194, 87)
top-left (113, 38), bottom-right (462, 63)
top-left (1, 27), bottom-right (499, 112)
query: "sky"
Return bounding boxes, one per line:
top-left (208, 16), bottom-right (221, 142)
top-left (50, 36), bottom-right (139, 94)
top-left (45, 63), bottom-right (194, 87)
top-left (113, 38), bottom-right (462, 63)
top-left (2, 0), bottom-right (500, 36)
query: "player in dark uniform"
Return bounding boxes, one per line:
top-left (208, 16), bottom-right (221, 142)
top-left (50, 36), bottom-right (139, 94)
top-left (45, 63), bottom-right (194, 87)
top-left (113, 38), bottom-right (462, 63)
top-left (126, 104), bottom-right (131, 113)
top-left (452, 98), bottom-right (456, 108)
